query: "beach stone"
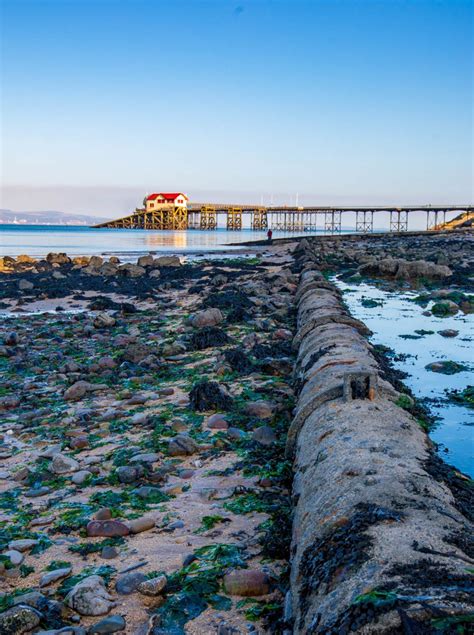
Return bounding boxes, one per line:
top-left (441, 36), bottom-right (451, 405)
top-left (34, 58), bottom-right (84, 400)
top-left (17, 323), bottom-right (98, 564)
top-left (223, 569), bottom-right (270, 596)
top-left (69, 436), bottom-right (90, 450)
top-left (137, 575), bottom-right (167, 596)
top-left (25, 486), bottom-right (51, 497)
top-left (115, 571), bottom-right (147, 595)
top-left (137, 254), bottom-right (154, 267)
top-left (8, 539), bottom-right (38, 552)
top-left (130, 452), bottom-right (159, 463)
top-left (4, 549), bottom-right (24, 565)
top-left (11, 591), bottom-right (46, 609)
top-left (244, 400), bottom-right (275, 419)
top-left (153, 255), bottom-right (181, 267)
top-left (149, 269), bottom-right (161, 278)
top-left (207, 413), bottom-right (229, 429)
top-left (168, 434), bottom-right (198, 456)
top-left (51, 453), bottom-right (80, 474)
top-left (65, 575), bottom-right (115, 616)
top-left (132, 485), bottom-right (163, 500)
top-left (227, 427), bottom-right (247, 440)
top-left (95, 508), bottom-right (112, 520)
top-left (425, 361), bottom-right (467, 374)
top-left (187, 308), bottom-right (224, 328)
top-left (438, 329), bottom-right (459, 338)
top-left (116, 465), bottom-right (141, 484)
top-left (93, 313), bottom-right (116, 328)
top-left (71, 470), bottom-right (92, 485)
top-left (0, 605), bottom-right (42, 633)
top-left (47, 252), bottom-right (71, 265)
top-left (130, 412), bottom-right (150, 425)
top-left (19, 279), bottom-right (34, 291)
top-left (89, 615), bottom-right (126, 634)
top-left (128, 516), bottom-right (155, 534)
top-left (118, 263), bottom-right (146, 277)
top-left (64, 380), bottom-right (91, 401)
top-left (87, 520), bottom-right (130, 537)
top-left (252, 425), bottom-right (277, 445)
top-left (101, 546), bottom-right (119, 560)
top-left (40, 566), bottom-right (72, 587)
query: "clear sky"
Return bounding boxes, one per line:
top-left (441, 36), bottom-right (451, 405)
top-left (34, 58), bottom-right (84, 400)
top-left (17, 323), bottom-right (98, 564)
top-left (1, 0), bottom-right (473, 215)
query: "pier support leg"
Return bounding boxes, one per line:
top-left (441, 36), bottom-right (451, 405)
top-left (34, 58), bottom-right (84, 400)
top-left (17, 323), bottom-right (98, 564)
top-left (324, 210), bottom-right (342, 233)
top-left (390, 210), bottom-right (408, 232)
top-left (356, 210), bottom-right (374, 233)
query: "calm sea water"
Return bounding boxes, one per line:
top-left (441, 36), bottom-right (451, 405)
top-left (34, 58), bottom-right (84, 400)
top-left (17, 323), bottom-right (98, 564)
top-left (0, 224), bottom-right (321, 259)
top-left (336, 278), bottom-right (473, 477)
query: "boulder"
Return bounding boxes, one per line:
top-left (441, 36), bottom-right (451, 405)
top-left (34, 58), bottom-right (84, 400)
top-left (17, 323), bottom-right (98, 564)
top-left (118, 263), bottom-right (146, 278)
top-left (65, 575), bottom-right (115, 616)
top-left (152, 255), bottom-right (181, 267)
top-left (168, 434), bottom-right (199, 456)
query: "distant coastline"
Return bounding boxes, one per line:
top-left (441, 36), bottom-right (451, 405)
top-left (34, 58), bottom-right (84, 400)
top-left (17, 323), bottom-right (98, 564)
top-left (0, 208), bottom-right (108, 226)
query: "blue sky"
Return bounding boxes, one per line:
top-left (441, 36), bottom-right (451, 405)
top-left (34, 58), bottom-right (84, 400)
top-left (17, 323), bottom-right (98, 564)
top-left (1, 0), bottom-right (472, 214)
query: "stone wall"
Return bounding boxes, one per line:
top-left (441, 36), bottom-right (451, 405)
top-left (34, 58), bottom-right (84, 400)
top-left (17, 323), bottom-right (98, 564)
top-left (287, 247), bottom-right (473, 633)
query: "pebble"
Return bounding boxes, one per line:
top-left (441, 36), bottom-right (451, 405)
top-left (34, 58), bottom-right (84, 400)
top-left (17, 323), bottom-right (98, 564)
top-left (115, 571), bottom-right (147, 595)
top-left (223, 569), bottom-right (270, 596)
top-left (88, 615), bottom-right (126, 634)
top-left (8, 538), bottom-right (38, 551)
top-left (128, 516), bottom-right (155, 534)
top-left (40, 566), bottom-right (72, 587)
top-left (137, 574), bottom-right (167, 596)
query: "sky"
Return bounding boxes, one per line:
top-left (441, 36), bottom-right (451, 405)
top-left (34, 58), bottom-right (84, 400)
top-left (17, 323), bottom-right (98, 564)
top-left (1, 0), bottom-right (473, 216)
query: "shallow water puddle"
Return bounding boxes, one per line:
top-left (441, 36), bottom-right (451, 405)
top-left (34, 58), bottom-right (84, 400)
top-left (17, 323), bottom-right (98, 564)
top-left (334, 278), bottom-right (473, 477)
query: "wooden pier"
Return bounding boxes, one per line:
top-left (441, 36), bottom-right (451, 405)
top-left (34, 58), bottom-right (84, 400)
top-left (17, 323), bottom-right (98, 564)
top-left (93, 205), bottom-right (474, 233)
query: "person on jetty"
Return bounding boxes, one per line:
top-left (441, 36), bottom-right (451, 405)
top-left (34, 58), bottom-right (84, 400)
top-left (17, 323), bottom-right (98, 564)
top-left (267, 228), bottom-right (273, 244)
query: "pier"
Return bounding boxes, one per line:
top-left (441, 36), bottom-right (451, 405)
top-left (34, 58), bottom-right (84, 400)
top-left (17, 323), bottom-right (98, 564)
top-left (93, 205), bottom-right (474, 233)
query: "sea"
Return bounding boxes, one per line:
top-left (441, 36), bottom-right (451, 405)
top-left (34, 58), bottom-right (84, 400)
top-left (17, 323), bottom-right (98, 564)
top-left (0, 224), bottom-right (311, 259)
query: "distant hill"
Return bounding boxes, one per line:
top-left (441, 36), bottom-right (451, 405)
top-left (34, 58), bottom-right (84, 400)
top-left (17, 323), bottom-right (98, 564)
top-left (0, 209), bottom-right (108, 226)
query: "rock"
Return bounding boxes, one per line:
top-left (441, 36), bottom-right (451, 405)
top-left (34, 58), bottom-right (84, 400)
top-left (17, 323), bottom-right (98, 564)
top-left (0, 605), bottom-right (42, 634)
top-left (88, 615), bottom-right (126, 634)
top-left (130, 412), bottom-right (149, 425)
top-left (95, 508), bottom-right (112, 520)
top-left (19, 279), bottom-right (34, 291)
top-left (51, 453), bottom-right (80, 474)
top-left (149, 269), bottom-right (161, 278)
top-left (115, 572), bottom-right (147, 595)
top-left (168, 434), bottom-right (199, 456)
top-left (4, 549), bottom-right (24, 565)
top-left (101, 546), bottom-right (119, 560)
top-left (40, 566), bottom-right (72, 587)
top-left (359, 258), bottom-right (452, 280)
top-left (186, 308), bottom-right (224, 328)
top-left (130, 452), bottom-right (159, 464)
top-left (47, 252), bottom-right (71, 265)
top-left (71, 470), bottom-right (92, 485)
top-left (252, 425), bottom-right (277, 445)
top-left (425, 361), bottom-right (467, 375)
top-left (132, 486), bottom-right (164, 500)
top-left (189, 380), bottom-right (233, 411)
top-left (11, 591), bottom-right (46, 609)
top-left (244, 400), bottom-right (275, 419)
top-left (64, 380), bottom-right (91, 401)
top-left (227, 427), bottom-right (247, 440)
top-left (69, 436), bottom-right (90, 450)
top-left (8, 539), bottom-right (38, 552)
top-left (206, 414), bottom-right (229, 430)
top-left (118, 263), bottom-right (146, 278)
top-left (152, 255), bottom-right (181, 267)
top-left (431, 300), bottom-right (459, 316)
top-left (65, 575), bottom-right (115, 616)
top-left (128, 517), bottom-right (155, 534)
top-left (93, 313), bottom-right (117, 328)
top-left (438, 329), bottom-right (459, 338)
top-left (137, 575), bottom-right (167, 596)
top-left (223, 569), bottom-right (270, 596)
top-left (87, 520), bottom-right (130, 537)
top-left (137, 254), bottom-right (154, 267)
top-left (116, 465), bottom-right (142, 484)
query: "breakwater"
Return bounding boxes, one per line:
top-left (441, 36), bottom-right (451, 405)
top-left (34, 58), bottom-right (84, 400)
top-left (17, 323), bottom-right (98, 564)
top-left (287, 243), bottom-right (473, 633)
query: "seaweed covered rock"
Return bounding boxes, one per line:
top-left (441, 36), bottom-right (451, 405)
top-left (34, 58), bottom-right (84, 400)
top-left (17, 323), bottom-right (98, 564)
top-left (224, 348), bottom-right (254, 374)
top-left (189, 326), bottom-right (230, 350)
top-left (189, 380), bottom-right (233, 411)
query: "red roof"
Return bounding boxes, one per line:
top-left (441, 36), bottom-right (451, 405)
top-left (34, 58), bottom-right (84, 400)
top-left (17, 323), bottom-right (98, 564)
top-left (146, 192), bottom-right (188, 201)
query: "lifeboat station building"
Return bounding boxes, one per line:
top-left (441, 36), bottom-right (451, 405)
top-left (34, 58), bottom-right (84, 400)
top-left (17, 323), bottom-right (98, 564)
top-left (145, 193), bottom-right (188, 212)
